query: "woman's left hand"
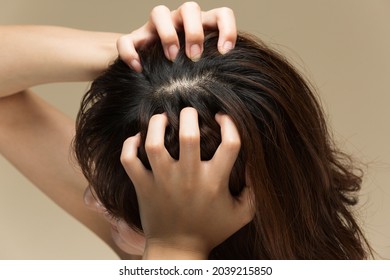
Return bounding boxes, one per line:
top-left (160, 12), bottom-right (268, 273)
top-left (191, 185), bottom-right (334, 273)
top-left (116, 2), bottom-right (237, 72)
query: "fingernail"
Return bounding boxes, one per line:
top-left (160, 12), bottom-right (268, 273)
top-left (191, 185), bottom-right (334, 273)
top-left (130, 59), bottom-right (142, 72)
top-left (220, 41), bottom-right (233, 55)
top-left (190, 44), bottom-right (202, 61)
top-left (168, 44), bottom-right (179, 61)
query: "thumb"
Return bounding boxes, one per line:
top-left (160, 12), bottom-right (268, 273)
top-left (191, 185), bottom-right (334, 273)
top-left (235, 186), bottom-right (255, 227)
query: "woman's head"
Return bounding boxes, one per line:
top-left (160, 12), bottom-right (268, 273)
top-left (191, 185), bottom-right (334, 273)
top-left (74, 32), bottom-right (371, 259)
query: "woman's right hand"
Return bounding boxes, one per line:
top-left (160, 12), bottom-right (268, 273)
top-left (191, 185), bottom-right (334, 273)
top-left (120, 108), bottom-right (254, 259)
top-left (116, 2), bottom-right (237, 72)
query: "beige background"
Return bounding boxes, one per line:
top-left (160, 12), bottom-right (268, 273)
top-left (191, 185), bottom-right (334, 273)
top-left (0, 0), bottom-right (389, 259)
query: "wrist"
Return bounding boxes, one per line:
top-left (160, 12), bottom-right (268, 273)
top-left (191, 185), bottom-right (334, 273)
top-left (142, 239), bottom-right (209, 260)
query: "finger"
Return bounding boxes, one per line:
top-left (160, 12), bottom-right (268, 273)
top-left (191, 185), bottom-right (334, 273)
top-left (116, 34), bottom-right (143, 72)
top-left (120, 133), bottom-right (152, 189)
top-left (202, 7), bottom-right (237, 54)
top-left (145, 113), bottom-right (173, 176)
top-left (175, 2), bottom-right (204, 61)
top-left (212, 113), bottom-right (241, 178)
top-left (149, 5), bottom-right (180, 61)
top-left (179, 107), bottom-right (201, 169)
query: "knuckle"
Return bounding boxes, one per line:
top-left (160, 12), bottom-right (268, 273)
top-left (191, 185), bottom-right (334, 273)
top-left (219, 6), bottom-right (234, 16)
top-left (185, 29), bottom-right (204, 42)
top-left (145, 141), bottom-right (164, 156)
top-left (180, 132), bottom-right (200, 147)
top-left (120, 153), bottom-right (129, 166)
top-left (160, 32), bottom-right (179, 46)
top-left (116, 36), bottom-right (136, 61)
top-left (116, 35), bottom-right (127, 47)
top-left (180, 1), bottom-right (201, 12)
top-left (120, 134), bottom-right (141, 167)
top-left (116, 36), bottom-right (127, 51)
top-left (150, 113), bottom-right (168, 125)
top-left (118, 52), bottom-right (133, 64)
top-left (223, 136), bottom-right (241, 151)
top-left (150, 5), bottom-right (169, 17)
top-left (120, 149), bottom-right (134, 167)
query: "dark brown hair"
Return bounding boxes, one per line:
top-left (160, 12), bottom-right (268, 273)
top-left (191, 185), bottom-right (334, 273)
top-left (74, 32), bottom-right (371, 259)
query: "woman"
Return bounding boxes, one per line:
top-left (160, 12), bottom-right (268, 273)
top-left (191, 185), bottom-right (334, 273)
top-left (0, 2), bottom-right (249, 259)
top-left (75, 30), bottom-right (372, 259)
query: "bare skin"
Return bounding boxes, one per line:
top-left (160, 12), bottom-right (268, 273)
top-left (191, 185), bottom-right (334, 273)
top-left (121, 108), bottom-right (254, 259)
top-left (0, 2), bottom-right (252, 259)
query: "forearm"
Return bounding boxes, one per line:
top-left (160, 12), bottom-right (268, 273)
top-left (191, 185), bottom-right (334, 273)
top-left (0, 91), bottom-right (98, 237)
top-left (0, 25), bottom-right (121, 97)
top-left (0, 91), bottom-right (133, 259)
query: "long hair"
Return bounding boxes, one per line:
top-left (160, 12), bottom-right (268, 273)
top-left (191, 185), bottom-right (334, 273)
top-left (74, 32), bottom-right (371, 259)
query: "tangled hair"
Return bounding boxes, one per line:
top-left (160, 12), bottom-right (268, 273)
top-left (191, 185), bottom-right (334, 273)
top-left (74, 32), bottom-right (371, 259)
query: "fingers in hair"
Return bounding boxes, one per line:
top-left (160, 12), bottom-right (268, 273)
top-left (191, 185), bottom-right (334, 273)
top-left (176, 2), bottom-right (204, 61)
top-left (145, 113), bottom-right (173, 176)
top-left (116, 34), bottom-right (142, 72)
top-left (212, 113), bottom-right (241, 179)
top-left (150, 5), bottom-right (180, 61)
top-left (202, 7), bottom-right (237, 54)
top-left (179, 107), bottom-right (201, 169)
top-left (120, 133), bottom-right (151, 190)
